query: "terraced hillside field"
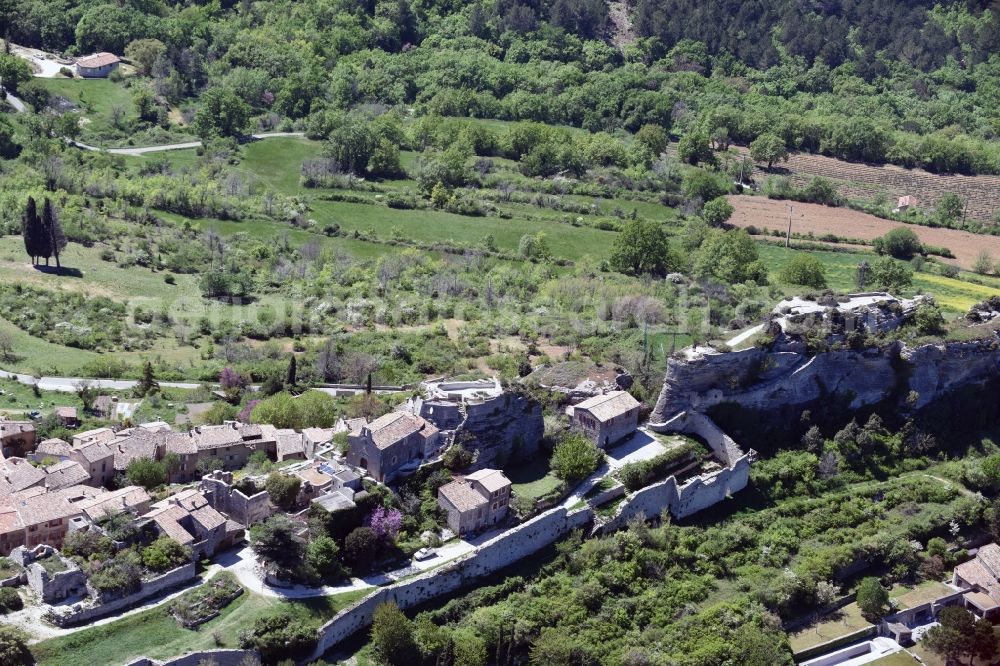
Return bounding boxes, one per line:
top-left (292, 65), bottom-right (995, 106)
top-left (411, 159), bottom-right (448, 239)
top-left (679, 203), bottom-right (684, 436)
top-left (666, 144), bottom-right (1000, 225)
top-left (728, 195), bottom-right (1000, 270)
top-left (744, 149), bottom-right (1000, 225)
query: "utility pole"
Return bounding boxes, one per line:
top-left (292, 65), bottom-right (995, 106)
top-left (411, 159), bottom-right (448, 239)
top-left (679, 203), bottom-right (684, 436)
top-left (785, 205), bottom-right (793, 248)
top-left (961, 201), bottom-right (968, 229)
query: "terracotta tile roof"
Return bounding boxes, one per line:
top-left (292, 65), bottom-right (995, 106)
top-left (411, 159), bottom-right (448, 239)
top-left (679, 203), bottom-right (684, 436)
top-left (73, 428), bottom-right (115, 447)
top-left (343, 418), bottom-right (367, 434)
top-left (239, 424), bottom-right (264, 439)
top-left (77, 486), bottom-right (151, 521)
top-left (145, 490), bottom-right (226, 543)
top-left (44, 461), bottom-right (90, 490)
top-left (976, 543), bottom-right (1000, 579)
top-left (188, 503), bottom-right (226, 533)
top-left (0, 506), bottom-right (22, 535)
top-left (276, 431), bottom-right (305, 458)
top-left (365, 412), bottom-right (433, 450)
top-left (37, 439), bottom-right (72, 458)
top-left (956, 558), bottom-right (1000, 606)
top-left (302, 428), bottom-right (334, 444)
top-left (77, 52), bottom-right (119, 68)
top-left (0, 421), bottom-right (34, 439)
top-left (93, 396), bottom-right (114, 414)
top-left (146, 505), bottom-right (196, 545)
top-left (113, 432), bottom-right (161, 470)
top-left (73, 439), bottom-right (115, 464)
top-left (0, 458), bottom-right (46, 493)
top-left (192, 424), bottom-right (244, 450)
top-left (10, 485), bottom-right (97, 526)
top-left (164, 432), bottom-right (197, 456)
top-left (55, 406), bottom-right (77, 420)
top-left (438, 479), bottom-right (487, 514)
top-left (574, 391), bottom-right (640, 422)
top-left (139, 421), bottom-right (172, 433)
top-left (465, 469), bottom-right (510, 494)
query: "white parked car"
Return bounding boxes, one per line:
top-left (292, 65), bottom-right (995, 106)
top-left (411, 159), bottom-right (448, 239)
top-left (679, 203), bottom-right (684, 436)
top-left (414, 547), bottom-right (437, 561)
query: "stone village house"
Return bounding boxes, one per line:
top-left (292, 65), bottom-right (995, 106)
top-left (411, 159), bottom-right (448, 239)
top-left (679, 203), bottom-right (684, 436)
top-left (953, 543), bottom-right (1000, 621)
top-left (437, 468), bottom-right (511, 536)
top-left (346, 412), bottom-right (440, 482)
top-left (142, 489), bottom-right (242, 560)
top-left (0, 420), bottom-right (36, 458)
top-left (570, 390), bottom-right (641, 448)
top-left (0, 485), bottom-right (100, 555)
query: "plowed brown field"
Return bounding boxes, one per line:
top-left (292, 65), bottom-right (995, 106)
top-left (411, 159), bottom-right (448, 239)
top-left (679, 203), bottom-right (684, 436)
top-left (665, 144), bottom-right (1000, 225)
top-left (727, 195), bottom-right (1000, 270)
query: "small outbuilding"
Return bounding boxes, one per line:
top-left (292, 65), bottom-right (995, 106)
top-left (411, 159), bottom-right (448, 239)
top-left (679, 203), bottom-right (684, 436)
top-left (54, 406), bottom-right (78, 428)
top-left (893, 195), bottom-right (918, 213)
top-left (75, 52), bottom-right (120, 78)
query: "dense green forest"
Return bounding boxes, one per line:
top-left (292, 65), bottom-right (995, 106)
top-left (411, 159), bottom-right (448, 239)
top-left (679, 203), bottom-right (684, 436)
top-left (3, 0), bottom-right (999, 173)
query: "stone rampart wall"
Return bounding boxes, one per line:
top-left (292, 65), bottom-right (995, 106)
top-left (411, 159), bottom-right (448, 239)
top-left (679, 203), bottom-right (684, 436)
top-left (310, 506), bottom-right (592, 659)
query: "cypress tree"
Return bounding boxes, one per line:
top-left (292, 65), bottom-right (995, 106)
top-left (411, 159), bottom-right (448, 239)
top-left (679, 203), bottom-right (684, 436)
top-left (286, 354), bottom-right (297, 387)
top-left (21, 196), bottom-right (44, 264)
top-left (42, 198), bottom-right (66, 268)
top-left (136, 361), bottom-right (159, 397)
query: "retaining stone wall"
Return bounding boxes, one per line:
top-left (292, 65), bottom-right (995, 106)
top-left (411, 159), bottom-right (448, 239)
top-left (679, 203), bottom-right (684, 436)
top-left (124, 649), bottom-right (259, 666)
top-left (49, 562), bottom-right (197, 627)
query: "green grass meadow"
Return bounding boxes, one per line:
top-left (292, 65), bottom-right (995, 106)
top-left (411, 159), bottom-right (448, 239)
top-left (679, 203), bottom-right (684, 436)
top-left (31, 586), bottom-right (369, 666)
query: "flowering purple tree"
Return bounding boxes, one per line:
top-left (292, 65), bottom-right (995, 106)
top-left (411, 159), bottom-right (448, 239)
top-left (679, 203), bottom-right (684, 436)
top-left (219, 367), bottom-right (247, 390)
top-left (367, 506), bottom-right (403, 541)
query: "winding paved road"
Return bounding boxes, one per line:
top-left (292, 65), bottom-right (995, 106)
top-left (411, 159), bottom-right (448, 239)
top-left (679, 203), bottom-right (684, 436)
top-left (0, 369), bottom-right (205, 392)
top-left (71, 132), bottom-right (306, 156)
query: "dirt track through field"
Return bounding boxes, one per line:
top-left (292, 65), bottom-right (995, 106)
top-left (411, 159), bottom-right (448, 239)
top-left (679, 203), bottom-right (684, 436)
top-left (727, 196), bottom-right (1000, 270)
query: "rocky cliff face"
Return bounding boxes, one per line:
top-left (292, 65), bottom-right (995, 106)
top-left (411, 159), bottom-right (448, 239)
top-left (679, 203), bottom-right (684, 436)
top-left (461, 392), bottom-right (544, 469)
top-left (650, 332), bottom-right (1000, 423)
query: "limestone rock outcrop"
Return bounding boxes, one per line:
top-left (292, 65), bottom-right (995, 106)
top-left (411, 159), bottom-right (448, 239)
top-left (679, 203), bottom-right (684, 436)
top-left (461, 392), bottom-right (544, 468)
top-left (651, 333), bottom-right (1000, 423)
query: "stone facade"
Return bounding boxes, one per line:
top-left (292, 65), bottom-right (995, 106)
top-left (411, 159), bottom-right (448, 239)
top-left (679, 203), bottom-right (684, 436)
top-left (0, 421), bottom-right (36, 458)
top-left (437, 469), bottom-right (511, 535)
top-left (11, 545), bottom-right (87, 603)
top-left (49, 562), bottom-right (197, 627)
top-left (346, 412), bottom-right (439, 482)
top-left (570, 391), bottom-right (641, 448)
top-left (200, 471), bottom-right (272, 527)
